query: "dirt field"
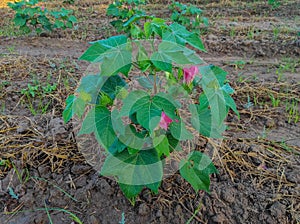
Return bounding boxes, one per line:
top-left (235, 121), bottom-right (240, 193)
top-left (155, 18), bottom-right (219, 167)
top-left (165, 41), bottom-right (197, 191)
top-left (0, 0), bottom-right (299, 223)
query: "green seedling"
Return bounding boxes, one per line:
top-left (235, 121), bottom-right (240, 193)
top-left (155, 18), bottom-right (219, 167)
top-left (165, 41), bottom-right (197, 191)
top-left (280, 140), bottom-right (293, 152)
top-left (272, 25), bottom-right (280, 40)
top-left (269, 93), bottom-right (280, 107)
top-left (0, 159), bottom-right (12, 169)
top-left (229, 60), bottom-right (246, 70)
top-left (286, 99), bottom-right (299, 124)
top-left (243, 95), bottom-right (254, 109)
top-left (229, 27), bottom-right (236, 37)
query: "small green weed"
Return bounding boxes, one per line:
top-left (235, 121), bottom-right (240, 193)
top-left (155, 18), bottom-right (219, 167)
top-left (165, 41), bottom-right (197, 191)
top-left (269, 93), bottom-right (280, 107)
top-left (286, 99), bottom-right (299, 124)
top-left (20, 81), bottom-right (57, 115)
top-left (228, 60), bottom-right (246, 70)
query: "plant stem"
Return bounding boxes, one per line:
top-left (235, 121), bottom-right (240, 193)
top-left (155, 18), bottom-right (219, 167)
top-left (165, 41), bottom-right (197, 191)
top-left (153, 71), bottom-right (157, 94)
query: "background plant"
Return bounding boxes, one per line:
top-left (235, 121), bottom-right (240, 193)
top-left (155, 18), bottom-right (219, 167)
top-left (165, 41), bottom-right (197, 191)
top-left (8, 0), bottom-right (77, 34)
top-left (168, 1), bottom-right (209, 33)
top-left (63, 4), bottom-right (238, 204)
top-left (106, 0), bottom-right (147, 34)
top-left (106, 0), bottom-right (208, 35)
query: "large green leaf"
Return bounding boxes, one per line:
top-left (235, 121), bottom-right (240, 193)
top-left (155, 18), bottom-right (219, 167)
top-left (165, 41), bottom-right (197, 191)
top-left (63, 95), bottom-right (86, 123)
top-left (79, 35), bottom-right (132, 76)
top-left (14, 14), bottom-right (27, 26)
top-left (189, 104), bottom-right (226, 138)
top-left (101, 75), bottom-right (127, 99)
top-left (152, 92), bottom-right (180, 119)
top-left (78, 106), bottom-right (116, 150)
top-left (162, 23), bottom-right (206, 52)
top-left (120, 90), bottom-right (149, 116)
top-left (117, 125), bottom-right (149, 150)
top-left (200, 66), bottom-right (228, 126)
top-left (199, 88), bottom-right (239, 118)
top-left (200, 65), bottom-right (227, 86)
top-left (130, 95), bottom-right (161, 132)
top-left (180, 151), bottom-right (218, 193)
top-left (75, 74), bottom-right (127, 106)
top-left (101, 148), bottom-right (163, 200)
top-left (76, 74), bottom-right (102, 103)
top-left (136, 43), bottom-right (152, 72)
top-left (128, 92), bottom-right (180, 132)
top-left (153, 135), bottom-right (170, 157)
top-left (144, 18), bottom-right (166, 38)
top-left (223, 91), bottom-right (239, 117)
top-left (150, 41), bottom-right (202, 72)
top-left (170, 120), bottom-right (193, 140)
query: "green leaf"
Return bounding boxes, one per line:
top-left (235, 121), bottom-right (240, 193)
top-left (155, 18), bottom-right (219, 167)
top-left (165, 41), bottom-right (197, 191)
top-left (170, 120), bottom-right (193, 140)
top-left (130, 95), bottom-right (161, 132)
top-left (162, 23), bottom-right (206, 52)
top-left (54, 19), bottom-right (64, 28)
top-left (80, 35), bottom-right (132, 76)
top-left (106, 4), bottom-right (119, 16)
top-left (150, 41), bottom-right (202, 72)
top-left (77, 74), bottom-right (126, 104)
top-left (180, 151), bottom-right (218, 193)
top-left (189, 104), bottom-right (226, 138)
top-left (78, 106), bottom-right (116, 150)
top-left (221, 83), bottom-right (234, 94)
top-left (153, 135), bottom-right (170, 157)
top-left (109, 138), bottom-right (127, 154)
top-left (76, 74), bottom-right (102, 103)
top-left (223, 91), bottom-right (239, 117)
top-left (200, 66), bottom-right (227, 126)
top-left (119, 183), bottom-right (143, 202)
top-left (167, 133), bottom-right (182, 151)
top-left (199, 65), bottom-right (227, 86)
top-left (117, 125), bottom-right (148, 150)
top-left (123, 14), bottom-right (149, 28)
top-left (120, 90), bottom-right (149, 116)
top-left (101, 75), bottom-right (127, 99)
top-left (63, 95), bottom-right (86, 123)
top-left (198, 93), bottom-right (209, 110)
top-left (66, 21), bottom-right (73, 29)
top-left (101, 148), bottom-right (163, 200)
top-left (14, 15), bottom-right (27, 26)
top-left (68, 15), bottom-right (77, 23)
top-left (136, 43), bottom-right (151, 72)
top-left (144, 18), bottom-right (166, 38)
top-left (128, 93), bottom-right (179, 132)
top-left (137, 76), bottom-right (154, 89)
top-left (152, 92), bottom-right (179, 119)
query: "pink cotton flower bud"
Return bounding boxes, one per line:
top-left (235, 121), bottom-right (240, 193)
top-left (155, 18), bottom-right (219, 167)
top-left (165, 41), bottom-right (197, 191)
top-left (183, 66), bottom-right (199, 84)
top-left (159, 111), bottom-right (173, 130)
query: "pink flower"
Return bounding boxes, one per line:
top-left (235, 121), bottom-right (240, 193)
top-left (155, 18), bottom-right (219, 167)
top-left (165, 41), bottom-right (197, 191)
top-left (41, 6), bottom-right (45, 11)
top-left (159, 112), bottom-right (173, 130)
top-left (183, 66), bottom-right (199, 84)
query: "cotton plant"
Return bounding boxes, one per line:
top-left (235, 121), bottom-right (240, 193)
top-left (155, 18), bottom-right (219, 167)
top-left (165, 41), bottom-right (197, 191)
top-left (63, 2), bottom-right (239, 204)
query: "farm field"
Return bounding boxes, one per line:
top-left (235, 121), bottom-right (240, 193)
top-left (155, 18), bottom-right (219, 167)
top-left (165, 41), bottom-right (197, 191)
top-left (0, 0), bottom-right (299, 223)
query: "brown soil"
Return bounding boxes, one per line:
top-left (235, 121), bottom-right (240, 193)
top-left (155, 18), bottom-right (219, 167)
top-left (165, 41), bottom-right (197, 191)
top-left (0, 1), bottom-right (299, 224)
